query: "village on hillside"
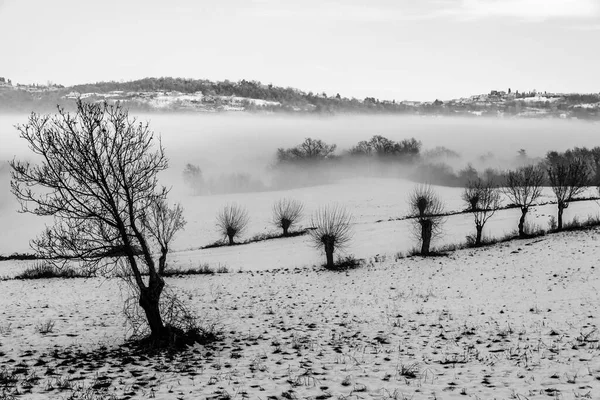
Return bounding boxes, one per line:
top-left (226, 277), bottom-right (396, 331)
top-left (1, 76), bottom-right (599, 118)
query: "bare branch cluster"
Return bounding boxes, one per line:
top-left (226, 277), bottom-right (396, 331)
top-left (10, 100), bottom-right (184, 340)
top-left (547, 156), bottom-right (590, 230)
top-left (408, 185), bottom-right (445, 255)
top-left (547, 158), bottom-right (589, 205)
top-left (272, 198), bottom-right (304, 236)
top-left (502, 165), bottom-right (545, 237)
top-left (216, 203), bottom-right (250, 245)
top-left (309, 205), bottom-right (353, 268)
top-left (462, 178), bottom-right (501, 245)
top-left (408, 185), bottom-right (445, 219)
top-left (502, 165), bottom-right (545, 209)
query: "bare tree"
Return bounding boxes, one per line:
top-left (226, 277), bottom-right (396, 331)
top-left (216, 203), bottom-right (249, 245)
top-left (502, 165), bottom-right (545, 238)
top-left (272, 198), bottom-right (304, 236)
top-left (547, 156), bottom-right (589, 230)
top-left (462, 178), bottom-right (501, 245)
top-left (142, 199), bottom-right (186, 272)
top-left (408, 185), bottom-right (445, 255)
top-left (10, 100), bottom-right (185, 341)
top-left (309, 205), bottom-right (353, 269)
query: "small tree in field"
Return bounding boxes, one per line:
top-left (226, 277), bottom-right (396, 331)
top-left (462, 178), bottom-right (501, 245)
top-left (272, 198), bottom-right (304, 236)
top-left (502, 165), bottom-right (545, 238)
top-left (216, 204), bottom-right (249, 245)
top-left (408, 185), bottom-right (445, 255)
top-left (547, 156), bottom-right (589, 230)
top-left (10, 100), bottom-right (185, 342)
top-left (309, 205), bottom-right (353, 269)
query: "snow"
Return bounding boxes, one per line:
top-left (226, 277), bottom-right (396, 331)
top-left (519, 96), bottom-right (560, 103)
top-left (1, 227), bottom-right (600, 399)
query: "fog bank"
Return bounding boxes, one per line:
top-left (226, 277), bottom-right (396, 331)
top-left (1, 113), bottom-right (599, 254)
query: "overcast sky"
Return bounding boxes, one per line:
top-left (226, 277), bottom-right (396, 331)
top-left (0, 0), bottom-right (598, 101)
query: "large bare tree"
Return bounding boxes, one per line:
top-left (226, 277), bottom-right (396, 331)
top-left (462, 178), bottom-right (501, 245)
top-left (502, 165), bottom-right (545, 238)
top-left (10, 100), bottom-right (185, 341)
top-left (547, 156), bottom-right (589, 230)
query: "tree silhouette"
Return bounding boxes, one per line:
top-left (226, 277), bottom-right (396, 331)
top-left (10, 100), bottom-right (185, 342)
top-left (547, 156), bottom-right (589, 230)
top-left (502, 165), bottom-right (545, 237)
top-left (462, 178), bottom-right (501, 245)
top-left (309, 205), bottom-right (353, 269)
top-left (408, 185), bottom-right (445, 255)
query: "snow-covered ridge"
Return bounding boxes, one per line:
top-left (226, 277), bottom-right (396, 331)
top-left (63, 90), bottom-right (282, 112)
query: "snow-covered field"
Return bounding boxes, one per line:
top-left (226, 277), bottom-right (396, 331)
top-left (1, 227), bottom-right (600, 399)
top-left (2, 114), bottom-right (600, 399)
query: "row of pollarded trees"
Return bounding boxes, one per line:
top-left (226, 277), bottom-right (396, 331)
top-left (504, 156), bottom-right (589, 235)
top-left (215, 200), bottom-right (352, 270)
top-left (407, 157), bottom-right (592, 256)
top-left (215, 198), bottom-right (305, 245)
top-left (216, 158), bottom-right (591, 263)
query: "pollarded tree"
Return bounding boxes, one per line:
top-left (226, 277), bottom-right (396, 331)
top-left (502, 165), bottom-right (545, 238)
top-left (546, 156), bottom-right (589, 230)
top-left (272, 198), bottom-right (304, 236)
top-left (216, 203), bottom-right (249, 245)
top-left (309, 205), bottom-right (353, 269)
top-left (462, 178), bottom-right (501, 246)
top-left (408, 185), bottom-right (445, 255)
top-left (10, 100), bottom-right (185, 342)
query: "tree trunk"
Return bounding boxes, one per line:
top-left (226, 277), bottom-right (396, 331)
top-left (324, 240), bottom-right (335, 269)
top-left (227, 234), bottom-right (235, 245)
top-left (557, 203), bottom-right (564, 231)
top-left (158, 247), bottom-right (167, 274)
top-left (139, 276), bottom-right (166, 339)
top-left (475, 225), bottom-right (483, 246)
top-left (421, 219), bottom-right (433, 255)
top-left (282, 220), bottom-right (291, 237)
top-left (518, 207), bottom-right (528, 238)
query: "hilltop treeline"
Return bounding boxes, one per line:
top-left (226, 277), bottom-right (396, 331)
top-left (70, 77), bottom-right (411, 113)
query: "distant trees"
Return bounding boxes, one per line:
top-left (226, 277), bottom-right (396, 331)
top-left (502, 165), bottom-right (545, 238)
top-left (309, 205), bottom-right (353, 269)
top-left (272, 199), bottom-right (304, 236)
top-left (10, 100), bottom-right (185, 342)
top-left (276, 138), bottom-right (337, 164)
top-left (561, 147), bottom-right (600, 186)
top-left (216, 204), bottom-right (249, 245)
top-left (408, 186), bottom-right (445, 255)
top-left (546, 155), bottom-right (589, 230)
top-left (182, 163), bottom-right (204, 195)
top-left (348, 135), bottom-right (422, 162)
top-left (462, 178), bottom-right (501, 245)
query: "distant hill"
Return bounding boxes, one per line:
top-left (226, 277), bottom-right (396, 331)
top-left (0, 76), bottom-right (599, 119)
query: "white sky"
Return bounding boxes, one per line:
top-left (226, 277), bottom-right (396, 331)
top-left (0, 0), bottom-right (598, 101)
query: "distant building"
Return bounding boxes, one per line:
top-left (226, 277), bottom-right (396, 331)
top-left (490, 90), bottom-right (507, 96)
